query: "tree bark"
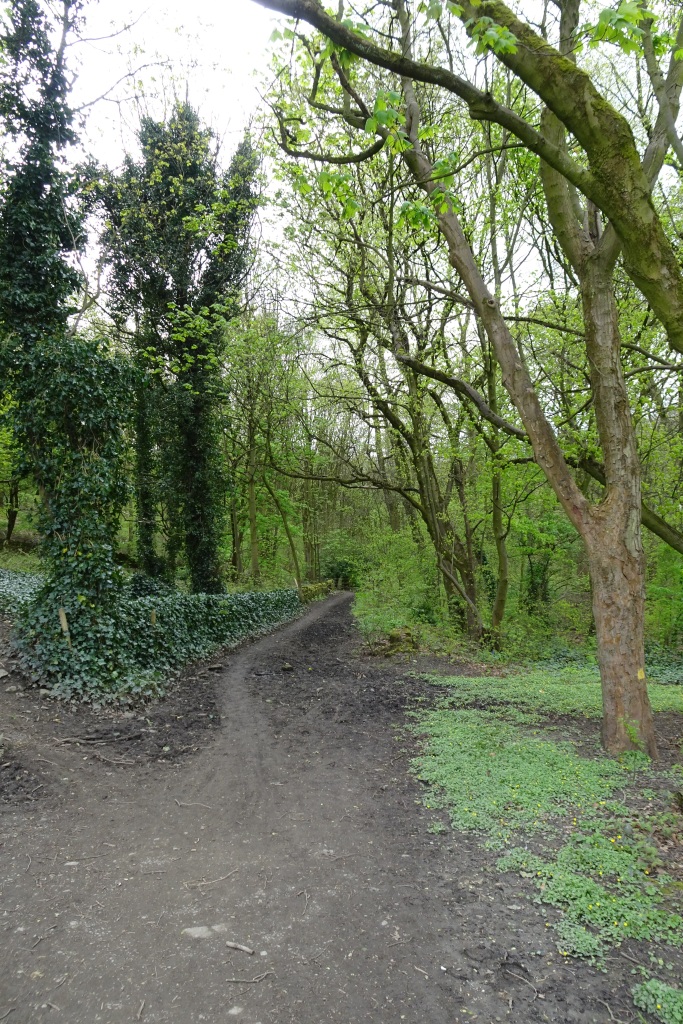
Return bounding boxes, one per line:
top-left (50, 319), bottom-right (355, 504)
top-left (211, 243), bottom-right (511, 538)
top-left (247, 433), bottom-right (260, 580)
top-left (230, 496), bottom-right (243, 577)
top-left (578, 256), bottom-right (657, 757)
top-left (587, 527), bottom-right (654, 755)
top-left (264, 477), bottom-right (302, 587)
top-left (491, 471), bottom-right (508, 631)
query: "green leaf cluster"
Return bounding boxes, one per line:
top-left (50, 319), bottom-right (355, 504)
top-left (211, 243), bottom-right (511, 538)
top-left (633, 978), bottom-right (683, 1024)
top-left (583, 2), bottom-right (647, 55)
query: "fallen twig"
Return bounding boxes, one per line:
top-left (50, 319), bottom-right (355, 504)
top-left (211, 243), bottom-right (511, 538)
top-left (136, 999), bottom-right (145, 1020)
top-left (620, 951), bottom-right (641, 966)
top-left (296, 890), bottom-right (310, 914)
top-left (597, 999), bottom-right (630, 1024)
top-left (183, 869), bottom-right (238, 889)
top-left (56, 733), bottom-right (141, 745)
top-left (174, 799), bottom-right (213, 810)
top-left (93, 753), bottom-right (135, 766)
top-left (31, 925), bottom-right (57, 949)
top-left (224, 972), bottom-right (273, 984)
top-left (225, 941), bottom-right (254, 955)
top-left (503, 968), bottom-right (538, 1000)
top-left (414, 966), bottom-right (429, 978)
top-left (0, 1010), bottom-right (16, 1022)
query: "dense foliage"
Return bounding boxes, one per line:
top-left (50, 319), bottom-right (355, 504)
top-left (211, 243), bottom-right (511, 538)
top-left (100, 104), bottom-right (259, 592)
top-left (0, 566), bottom-right (301, 699)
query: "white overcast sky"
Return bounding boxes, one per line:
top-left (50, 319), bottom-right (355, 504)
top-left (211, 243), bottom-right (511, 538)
top-left (70, 0), bottom-right (282, 168)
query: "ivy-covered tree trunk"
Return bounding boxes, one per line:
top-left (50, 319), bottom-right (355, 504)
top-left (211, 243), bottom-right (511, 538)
top-left (6, 480), bottom-right (19, 543)
top-left (176, 361), bottom-right (225, 594)
top-left (99, 111), bottom-right (258, 593)
top-left (134, 369), bottom-right (162, 577)
top-left (0, 0), bottom-right (134, 697)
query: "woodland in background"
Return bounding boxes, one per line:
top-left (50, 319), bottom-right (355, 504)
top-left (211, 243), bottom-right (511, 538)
top-left (0, 0), bottom-right (683, 751)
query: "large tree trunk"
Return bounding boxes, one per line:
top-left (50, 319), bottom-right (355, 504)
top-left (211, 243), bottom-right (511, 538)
top-left (176, 375), bottom-right (224, 594)
top-left (579, 256), bottom-right (658, 757)
top-left (588, 525), bottom-right (655, 755)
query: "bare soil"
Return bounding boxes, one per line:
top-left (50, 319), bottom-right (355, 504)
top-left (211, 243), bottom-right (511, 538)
top-left (0, 594), bottom-right (674, 1023)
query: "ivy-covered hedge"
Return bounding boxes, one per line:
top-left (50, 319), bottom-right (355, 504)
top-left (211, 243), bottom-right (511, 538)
top-left (0, 568), bottom-right (42, 616)
top-left (300, 579), bottom-right (336, 603)
top-left (117, 589), bottom-right (302, 673)
top-left (0, 568), bottom-right (302, 701)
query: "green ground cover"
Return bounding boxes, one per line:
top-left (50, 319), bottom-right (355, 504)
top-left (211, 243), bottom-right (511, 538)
top-left (409, 672), bottom-right (683, 1021)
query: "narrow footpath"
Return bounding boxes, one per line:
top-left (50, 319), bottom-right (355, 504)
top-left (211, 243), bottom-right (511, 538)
top-left (1, 594), bottom-right (625, 1023)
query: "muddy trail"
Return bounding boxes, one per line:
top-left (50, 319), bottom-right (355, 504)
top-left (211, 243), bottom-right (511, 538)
top-left (0, 594), bottom-right (645, 1023)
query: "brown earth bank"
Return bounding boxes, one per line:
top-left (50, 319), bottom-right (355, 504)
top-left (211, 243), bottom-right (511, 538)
top-left (0, 593), bottom-right (674, 1023)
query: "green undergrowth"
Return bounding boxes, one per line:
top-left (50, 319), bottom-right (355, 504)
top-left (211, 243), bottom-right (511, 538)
top-left (426, 667), bottom-right (683, 718)
top-left (633, 978), bottom-right (683, 1024)
top-left (408, 672), bottom-right (683, 1012)
top-left (0, 567), bottom-right (302, 701)
top-left (0, 565), bottom-right (43, 614)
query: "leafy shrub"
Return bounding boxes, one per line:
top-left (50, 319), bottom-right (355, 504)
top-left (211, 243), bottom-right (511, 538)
top-left (319, 528), bottom-right (370, 589)
top-left (2, 567), bottom-right (301, 700)
top-left (0, 567), bottom-right (42, 615)
top-left (116, 589), bottom-right (302, 676)
top-left (299, 579), bottom-right (335, 602)
top-left (125, 574), bottom-right (176, 599)
top-left (633, 978), bottom-right (683, 1024)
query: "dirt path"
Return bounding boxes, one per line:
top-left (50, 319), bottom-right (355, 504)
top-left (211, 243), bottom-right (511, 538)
top-left (1, 595), bottom-right (632, 1023)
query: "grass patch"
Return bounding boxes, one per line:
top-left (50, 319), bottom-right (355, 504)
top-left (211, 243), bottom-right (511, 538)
top-left (411, 707), bottom-right (625, 842)
top-left (427, 668), bottom-right (683, 718)
top-left (0, 547), bottom-right (43, 575)
top-left (409, 672), bottom-right (683, 1012)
